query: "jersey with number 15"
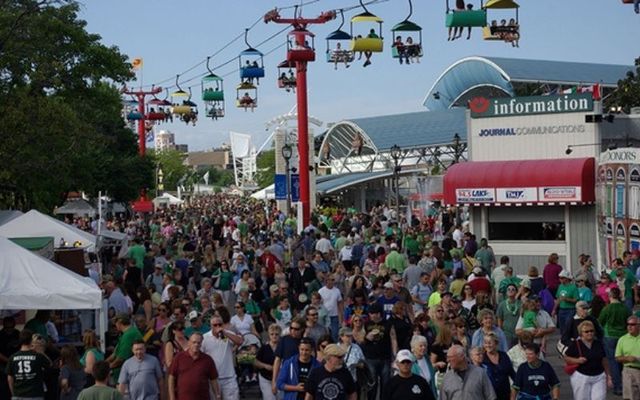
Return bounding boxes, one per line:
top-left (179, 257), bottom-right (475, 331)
top-left (6, 350), bottom-right (50, 397)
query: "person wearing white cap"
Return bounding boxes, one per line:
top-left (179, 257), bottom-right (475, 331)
top-left (304, 344), bottom-right (356, 400)
top-left (382, 349), bottom-right (434, 400)
top-left (553, 269), bottom-right (578, 338)
top-left (385, 243), bottom-right (407, 275)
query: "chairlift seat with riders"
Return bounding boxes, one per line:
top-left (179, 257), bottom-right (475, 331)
top-left (391, 1), bottom-right (423, 60)
top-left (287, 29), bottom-right (316, 63)
top-left (350, 11), bottom-right (384, 53)
top-left (446, 0), bottom-right (487, 28)
top-left (482, 0), bottom-right (519, 41)
top-left (277, 60), bottom-right (296, 90)
top-left (325, 10), bottom-right (354, 64)
top-left (236, 81), bottom-right (258, 110)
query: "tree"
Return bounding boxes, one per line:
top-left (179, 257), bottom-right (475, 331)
top-left (0, 1), bottom-right (153, 211)
top-left (609, 56), bottom-right (640, 113)
top-left (153, 149), bottom-right (188, 191)
top-left (256, 149), bottom-right (276, 189)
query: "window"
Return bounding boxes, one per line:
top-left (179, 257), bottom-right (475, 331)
top-left (488, 207), bottom-right (565, 241)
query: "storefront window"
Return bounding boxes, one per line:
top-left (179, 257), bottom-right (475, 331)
top-left (489, 222), bottom-right (565, 241)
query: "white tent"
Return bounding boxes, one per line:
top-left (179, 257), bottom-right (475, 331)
top-left (251, 184), bottom-right (275, 200)
top-left (0, 209), bottom-right (97, 251)
top-left (153, 192), bottom-right (184, 207)
top-left (0, 210), bottom-right (23, 226)
top-left (0, 237), bottom-right (102, 310)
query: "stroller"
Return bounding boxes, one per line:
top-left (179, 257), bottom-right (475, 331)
top-left (236, 333), bottom-right (261, 395)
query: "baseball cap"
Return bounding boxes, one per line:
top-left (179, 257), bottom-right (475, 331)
top-left (472, 266), bottom-right (483, 275)
top-left (383, 281), bottom-right (394, 289)
top-left (442, 291), bottom-right (453, 297)
top-left (529, 294), bottom-right (540, 301)
top-left (188, 311), bottom-right (200, 321)
top-left (390, 243), bottom-right (398, 249)
top-left (323, 344), bottom-right (346, 357)
top-left (395, 349), bottom-right (414, 363)
top-left (101, 274), bottom-right (114, 284)
top-left (339, 327), bottom-right (353, 336)
top-left (559, 270), bottom-right (573, 279)
top-left (576, 301), bottom-right (589, 309)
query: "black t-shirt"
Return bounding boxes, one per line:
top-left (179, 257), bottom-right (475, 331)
top-left (513, 361), bottom-right (559, 396)
top-left (362, 319), bottom-right (392, 360)
top-left (256, 344), bottom-right (276, 380)
top-left (382, 374), bottom-right (435, 400)
top-left (5, 350), bottom-right (50, 397)
top-left (297, 361), bottom-right (312, 400)
top-left (565, 339), bottom-right (606, 376)
top-left (305, 366), bottom-right (356, 400)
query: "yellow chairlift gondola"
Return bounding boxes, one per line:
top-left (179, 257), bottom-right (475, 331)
top-left (326, 10), bottom-right (354, 70)
top-left (391, 0), bottom-right (423, 64)
top-left (350, 0), bottom-right (383, 67)
top-left (482, 0), bottom-right (520, 46)
top-left (446, 0), bottom-right (487, 41)
top-left (277, 60), bottom-right (296, 92)
top-left (202, 57), bottom-right (225, 120)
top-left (236, 81), bottom-right (257, 112)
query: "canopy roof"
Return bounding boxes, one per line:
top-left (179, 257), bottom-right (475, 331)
top-left (352, 12), bottom-right (383, 23)
top-left (484, 0), bottom-right (519, 9)
top-left (54, 199), bottom-right (96, 216)
top-left (0, 209), bottom-right (97, 251)
top-left (0, 210), bottom-right (23, 226)
top-left (0, 237), bottom-right (102, 309)
top-left (444, 157), bottom-right (595, 205)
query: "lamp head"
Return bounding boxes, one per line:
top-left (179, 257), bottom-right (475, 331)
top-left (565, 146), bottom-right (573, 155)
top-left (281, 143), bottom-right (292, 160)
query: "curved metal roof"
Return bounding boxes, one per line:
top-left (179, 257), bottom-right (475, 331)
top-left (423, 56), bottom-right (634, 111)
top-left (326, 108), bottom-right (467, 153)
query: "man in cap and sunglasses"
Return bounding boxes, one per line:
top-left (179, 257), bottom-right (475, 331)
top-left (304, 344), bottom-right (356, 400)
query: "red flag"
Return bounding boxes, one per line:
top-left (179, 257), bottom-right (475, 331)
top-left (593, 83), bottom-right (601, 101)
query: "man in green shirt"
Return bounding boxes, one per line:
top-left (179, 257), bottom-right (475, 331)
top-left (78, 361), bottom-right (123, 400)
top-left (615, 315), bottom-right (640, 399)
top-left (106, 314), bottom-right (143, 382)
top-left (127, 238), bottom-right (146, 270)
top-left (24, 310), bottom-right (50, 341)
top-left (599, 287), bottom-right (631, 396)
top-left (385, 243), bottom-right (406, 274)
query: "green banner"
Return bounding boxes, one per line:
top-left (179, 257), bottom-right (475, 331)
top-left (469, 93), bottom-right (594, 118)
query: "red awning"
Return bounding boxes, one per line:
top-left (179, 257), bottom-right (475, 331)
top-left (131, 199), bottom-right (154, 213)
top-left (444, 157), bottom-right (595, 205)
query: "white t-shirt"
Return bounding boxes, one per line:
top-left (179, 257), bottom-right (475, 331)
top-left (315, 238), bottom-right (333, 254)
top-left (318, 286), bottom-right (342, 317)
top-left (230, 314), bottom-right (254, 336)
top-left (202, 331), bottom-right (236, 379)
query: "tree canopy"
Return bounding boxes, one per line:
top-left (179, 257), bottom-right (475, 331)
top-left (0, 0), bottom-right (154, 211)
top-left (610, 56), bottom-right (640, 113)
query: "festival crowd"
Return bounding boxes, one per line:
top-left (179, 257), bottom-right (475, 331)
top-left (2, 193), bottom-right (640, 400)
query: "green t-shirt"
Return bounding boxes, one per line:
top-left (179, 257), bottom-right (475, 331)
top-left (557, 283), bottom-right (579, 309)
top-left (385, 251), bottom-right (407, 274)
top-left (6, 350), bottom-right (50, 397)
top-left (615, 333), bottom-right (640, 368)
top-left (599, 302), bottom-right (632, 338)
top-left (78, 385), bottom-right (124, 400)
top-left (113, 325), bottom-right (143, 378)
top-left (218, 270), bottom-right (233, 291)
top-left (127, 244), bottom-right (146, 269)
top-left (24, 318), bottom-right (48, 340)
top-left (404, 237), bottom-right (420, 257)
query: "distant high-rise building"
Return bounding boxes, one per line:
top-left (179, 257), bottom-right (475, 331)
top-left (155, 130), bottom-right (175, 151)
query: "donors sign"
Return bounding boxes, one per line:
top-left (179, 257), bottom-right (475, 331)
top-left (469, 93), bottom-right (594, 119)
top-left (496, 188), bottom-right (538, 203)
top-left (539, 186), bottom-right (582, 202)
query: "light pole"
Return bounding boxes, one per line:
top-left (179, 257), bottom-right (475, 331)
top-left (282, 143), bottom-right (293, 217)
top-left (156, 167), bottom-right (164, 198)
top-left (452, 133), bottom-right (461, 164)
top-left (390, 144), bottom-right (402, 220)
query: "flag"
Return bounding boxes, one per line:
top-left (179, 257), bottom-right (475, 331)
top-left (131, 57), bottom-right (143, 70)
top-left (561, 87), bottom-right (577, 94)
top-left (203, 171), bottom-right (210, 185)
top-left (578, 84), bottom-right (601, 100)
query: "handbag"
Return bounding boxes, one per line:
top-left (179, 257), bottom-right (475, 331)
top-left (563, 340), bottom-right (582, 375)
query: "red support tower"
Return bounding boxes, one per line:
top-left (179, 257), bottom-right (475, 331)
top-left (123, 85), bottom-right (162, 212)
top-left (265, 9), bottom-right (336, 227)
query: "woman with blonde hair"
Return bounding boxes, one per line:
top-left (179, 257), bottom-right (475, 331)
top-left (80, 330), bottom-right (104, 376)
top-left (430, 324), bottom-right (454, 373)
top-left (482, 332), bottom-right (515, 400)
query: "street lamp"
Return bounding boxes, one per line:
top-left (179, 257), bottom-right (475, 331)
top-left (156, 167), bottom-right (164, 198)
top-left (390, 144), bottom-right (402, 220)
top-left (281, 143), bottom-right (293, 217)
top-left (452, 133), bottom-right (461, 164)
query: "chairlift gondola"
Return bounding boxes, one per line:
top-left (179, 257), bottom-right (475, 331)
top-left (239, 29), bottom-right (265, 84)
top-left (146, 86), bottom-right (167, 121)
top-left (202, 57), bottom-right (225, 119)
top-left (445, 0), bottom-right (487, 28)
top-left (482, 0), bottom-right (520, 43)
top-left (350, 0), bottom-right (384, 60)
top-left (236, 81), bottom-right (258, 112)
top-left (326, 10), bottom-right (354, 68)
top-left (391, 0), bottom-right (423, 63)
top-left (287, 28), bottom-right (316, 63)
top-left (277, 60), bottom-right (296, 92)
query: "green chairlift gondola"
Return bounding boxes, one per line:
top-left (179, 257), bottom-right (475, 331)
top-left (391, 0), bottom-right (423, 60)
top-left (202, 57), bottom-right (225, 119)
top-left (445, 0), bottom-right (487, 28)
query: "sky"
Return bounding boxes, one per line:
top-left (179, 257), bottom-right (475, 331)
top-left (77, 0), bottom-right (640, 152)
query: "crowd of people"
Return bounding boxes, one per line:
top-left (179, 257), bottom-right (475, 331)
top-left (2, 193), bottom-right (640, 400)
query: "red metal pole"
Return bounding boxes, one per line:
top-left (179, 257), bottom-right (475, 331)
top-left (137, 93), bottom-right (146, 156)
top-left (296, 58), bottom-right (310, 227)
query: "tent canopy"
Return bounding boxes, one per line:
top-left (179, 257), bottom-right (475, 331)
top-left (0, 209), bottom-right (97, 251)
top-left (0, 237), bottom-right (102, 309)
top-left (153, 192), bottom-right (184, 206)
top-left (0, 210), bottom-right (23, 226)
top-left (54, 199), bottom-right (96, 216)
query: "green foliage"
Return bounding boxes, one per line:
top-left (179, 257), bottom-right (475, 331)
top-left (0, 0), bottom-right (151, 211)
top-left (153, 149), bottom-right (188, 191)
top-left (200, 166), bottom-right (234, 188)
top-left (610, 57), bottom-right (640, 113)
top-left (256, 149), bottom-right (276, 189)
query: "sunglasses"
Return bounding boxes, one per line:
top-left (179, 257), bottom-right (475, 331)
top-left (212, 323), bottom-right (223, 327)
top-left (308, 313), bottom-right (318, 317)
top-left (290, 326), bottom-right (301, 331)
top-left (582, 330), bottom-right (594, 333)
top-left (158, 308), bottom-right (167, 312)
top-left (628, 323), bottom-right (638, 326)
top-left (399, 360), bottom-right (412, 364)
